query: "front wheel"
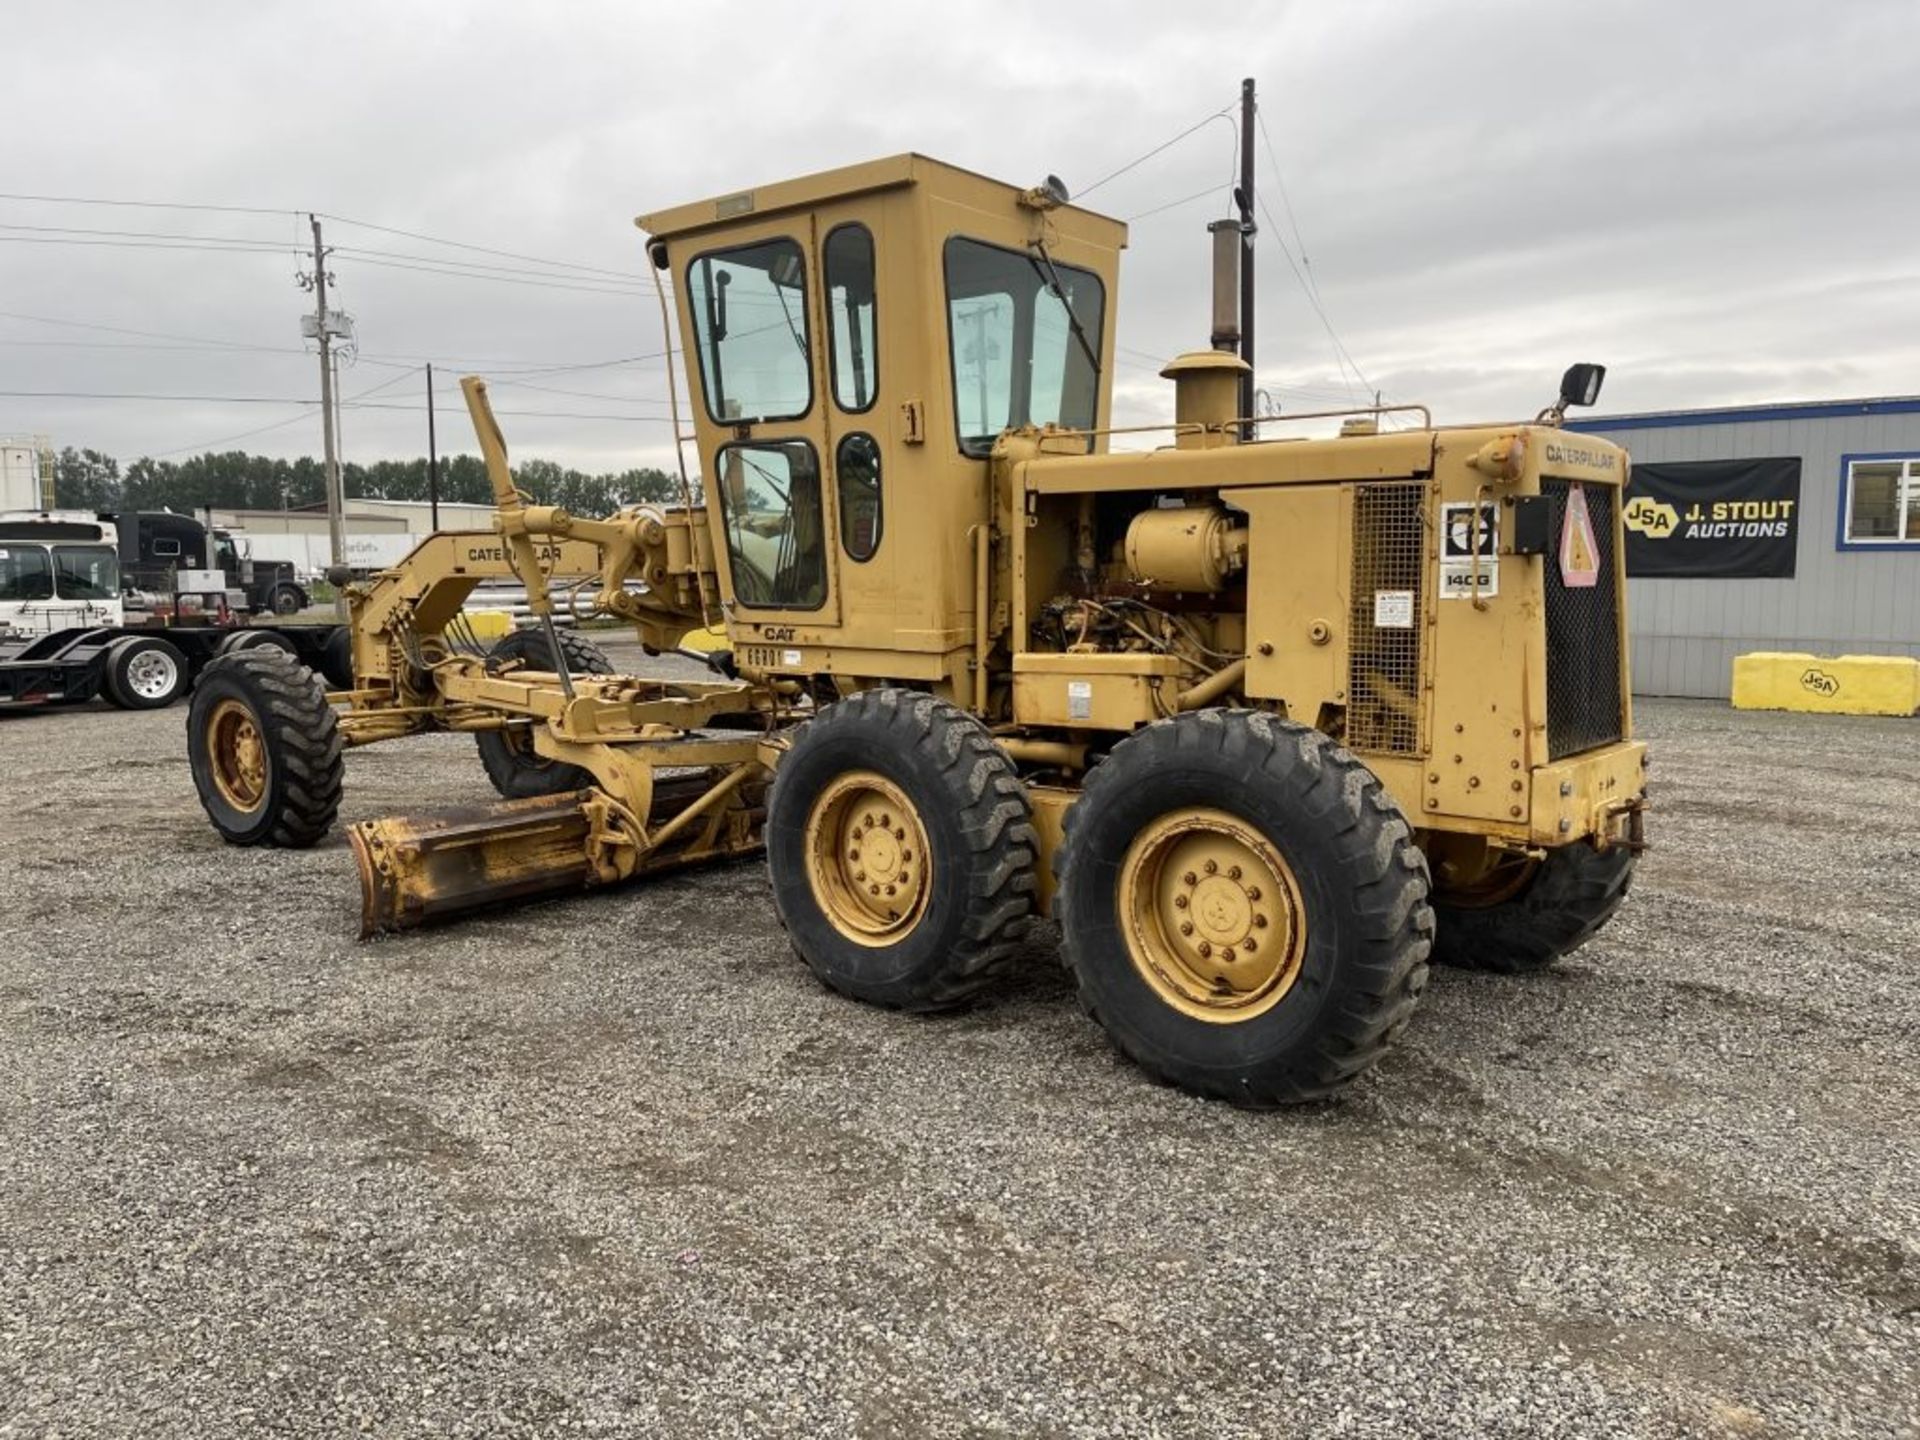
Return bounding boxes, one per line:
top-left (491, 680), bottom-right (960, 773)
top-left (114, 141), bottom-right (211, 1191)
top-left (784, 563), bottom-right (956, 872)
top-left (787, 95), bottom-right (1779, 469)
top-left (1429, 842), bottom-right (1634, 972)
top-left (269, 586), bottom-right (304, 616)
top-left (1056, 710), bottom-right (1433, 1106)
top-left (187, 649), bottom-right (343, 847)
top-left (766, 688), bottom-right (1037, 1011)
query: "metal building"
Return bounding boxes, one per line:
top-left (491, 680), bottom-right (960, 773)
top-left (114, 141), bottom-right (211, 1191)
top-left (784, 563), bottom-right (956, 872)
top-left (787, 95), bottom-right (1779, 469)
top-left (1568, 396), bottom-right (1920, 698)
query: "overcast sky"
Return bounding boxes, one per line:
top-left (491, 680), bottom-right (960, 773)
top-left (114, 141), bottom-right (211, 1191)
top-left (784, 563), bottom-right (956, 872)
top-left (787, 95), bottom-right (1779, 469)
top-left (2, 0), bottom-right (1916, 477)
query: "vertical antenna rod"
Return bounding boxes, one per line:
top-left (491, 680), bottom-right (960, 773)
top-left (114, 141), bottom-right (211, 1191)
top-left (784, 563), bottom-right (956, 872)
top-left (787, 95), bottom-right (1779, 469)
top-left (1237, 77), bottom-right (1257, 436)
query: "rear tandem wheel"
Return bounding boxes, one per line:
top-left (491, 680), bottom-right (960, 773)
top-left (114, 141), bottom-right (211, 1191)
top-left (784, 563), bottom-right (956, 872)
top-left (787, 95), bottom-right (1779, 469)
top-left (1055, 709), bottom-right (1434, 1106)
top-left (766, 688), bottom-right (1038, 1011)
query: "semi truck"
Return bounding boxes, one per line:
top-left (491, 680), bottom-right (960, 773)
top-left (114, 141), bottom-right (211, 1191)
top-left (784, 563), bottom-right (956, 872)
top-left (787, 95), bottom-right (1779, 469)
top-left (111, 509), bottom-right (311, 617)
top-left (0, 510), bottom-right (345, 710)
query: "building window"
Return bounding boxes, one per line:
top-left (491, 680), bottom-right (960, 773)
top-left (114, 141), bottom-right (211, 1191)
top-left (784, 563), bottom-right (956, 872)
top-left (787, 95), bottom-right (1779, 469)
top-left (1843, 455), bottom-right (1920, 544)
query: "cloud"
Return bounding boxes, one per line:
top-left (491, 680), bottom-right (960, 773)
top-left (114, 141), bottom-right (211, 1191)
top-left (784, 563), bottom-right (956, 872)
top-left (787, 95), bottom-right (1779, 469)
top-left (2, 0), bottom-right (1915, 473)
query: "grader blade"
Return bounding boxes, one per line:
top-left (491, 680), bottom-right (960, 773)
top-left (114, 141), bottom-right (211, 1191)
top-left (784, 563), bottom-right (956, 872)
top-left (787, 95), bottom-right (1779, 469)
top-left (350, 770), bottom-right (766, 937)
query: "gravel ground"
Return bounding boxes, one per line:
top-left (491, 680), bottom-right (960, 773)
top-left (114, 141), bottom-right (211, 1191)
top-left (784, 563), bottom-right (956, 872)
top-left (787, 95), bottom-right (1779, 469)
top-left (2, 657), bottom-right (1916, 1438)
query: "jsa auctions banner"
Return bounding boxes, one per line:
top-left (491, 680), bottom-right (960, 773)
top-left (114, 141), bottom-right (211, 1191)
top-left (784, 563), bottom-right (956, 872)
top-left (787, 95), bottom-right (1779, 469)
top-left (1619, 456), bottom-right (1801, 578)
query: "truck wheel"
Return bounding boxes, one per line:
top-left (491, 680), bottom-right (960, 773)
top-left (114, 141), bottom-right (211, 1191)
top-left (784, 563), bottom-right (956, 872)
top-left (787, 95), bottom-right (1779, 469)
top-left (475, 627), bottom-right (615, 798)
top-left (1429, 842), bottom-right (1634, 973)
top-left (766, 688), bottom-right (1036, 1011)
top-left (1055, 710), bottom-right (1433, 1106)
top-left (218, 629), bottom-right (295, 657)
top-left (269, 586), bottom-right (305, 616)
top-left (187, 649), bottom-right (343, 847)
top-left (102, 636), bottom-right (188, 710)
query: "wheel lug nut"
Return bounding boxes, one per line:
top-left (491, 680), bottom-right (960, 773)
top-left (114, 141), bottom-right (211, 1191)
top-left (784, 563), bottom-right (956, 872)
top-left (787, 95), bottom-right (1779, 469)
top-left (1228, 865), bottom-right (1242, 881)
top-left (1242, 937), bottom-right (1258, 952)
top-left (848, 849), bottom-right (860, 862)
top-left (1179, 922), bottom-right (1194, 936)
top-left (900, 850), bottom-right (912, 862)
top-left (1197, 941), bottom-right (1212, 957)
top-left (855, 871), bottom-right (867, 882)
top-left (1254, 914), bottom-right (1268, 929)
top-left (1203, 860), bottom-right (1218, 875)
top-left (1183, 872), bottom-right (1197, 886)
top-left (895, 828), bottom-right (906, 841)
top-left (880, 814), bottom-right (891, 827)
top-left (886, 884), bottom-right (897, 896)
top-left (1245, 886), bottom-right (1261, 902)
top-left (1173, 895), bottom-right (1188, 909)
top-left (869, 884), bottom-right (881, 896)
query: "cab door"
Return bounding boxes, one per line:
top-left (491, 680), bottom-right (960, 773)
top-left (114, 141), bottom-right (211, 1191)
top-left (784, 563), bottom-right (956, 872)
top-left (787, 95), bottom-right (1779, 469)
top-left (683, 227), bottom-right (840, 627)
top-left (817, 218), bottom-right (884, 573)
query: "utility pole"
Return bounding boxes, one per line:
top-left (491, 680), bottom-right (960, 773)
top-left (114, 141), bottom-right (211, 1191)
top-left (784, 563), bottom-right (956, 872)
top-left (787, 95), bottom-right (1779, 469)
top-left (426, 362), bottom-right (440, 531)
top-left (305, 213), bottom-right (346, 618)
top-left (1237, 76), bottom-right (1257, 438)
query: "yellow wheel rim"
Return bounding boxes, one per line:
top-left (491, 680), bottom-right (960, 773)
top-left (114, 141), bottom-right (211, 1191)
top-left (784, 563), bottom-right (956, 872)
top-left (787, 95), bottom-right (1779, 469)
top-left (803, 771), bottom-right (932, 946)
top-left (207, 698), bottom-right (269, 813)
top-left (1118, 807), bottom-right (1308, 1023)
top-left (1440, 855), bottom-right (1539, 909)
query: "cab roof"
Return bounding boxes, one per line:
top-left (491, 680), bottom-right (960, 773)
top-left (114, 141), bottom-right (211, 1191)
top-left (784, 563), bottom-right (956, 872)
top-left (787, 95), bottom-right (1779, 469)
top-left (635, 152), bottom-right (1128, 249)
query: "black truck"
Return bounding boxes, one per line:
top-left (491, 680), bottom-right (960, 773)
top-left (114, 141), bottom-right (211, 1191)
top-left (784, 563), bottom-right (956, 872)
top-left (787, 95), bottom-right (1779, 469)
top-left (111, 509), bottom-right (311, 616)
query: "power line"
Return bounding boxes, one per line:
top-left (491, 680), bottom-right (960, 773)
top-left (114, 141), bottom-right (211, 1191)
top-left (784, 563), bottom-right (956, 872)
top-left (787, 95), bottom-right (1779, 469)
top-left (1124, 185), bottom-right (1233, 223)
top-left (1076, 99), bottom-right (1240, 201)
top-left (143, 363), bottom-right (423, 458)
top-left (334, 251), bottom-right (652, 299)
top-left (1249, 112), bottom-right (1372, 404)
top-left (318, 211), bottom-right (647, 283)
top-left (0, 191), bottom-right (295, 218)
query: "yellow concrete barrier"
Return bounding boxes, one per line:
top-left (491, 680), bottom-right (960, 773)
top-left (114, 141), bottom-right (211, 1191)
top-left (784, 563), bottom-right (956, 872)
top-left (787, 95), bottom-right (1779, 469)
top-left (464, 609), bottom-right (514, 643)
top-left (1731, 651), bottom-right (1920, 715)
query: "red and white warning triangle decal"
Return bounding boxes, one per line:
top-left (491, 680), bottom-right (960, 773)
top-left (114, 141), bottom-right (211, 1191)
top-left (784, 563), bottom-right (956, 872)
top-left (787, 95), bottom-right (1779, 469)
top-left (1559, 483), bottom-right (1602, 588)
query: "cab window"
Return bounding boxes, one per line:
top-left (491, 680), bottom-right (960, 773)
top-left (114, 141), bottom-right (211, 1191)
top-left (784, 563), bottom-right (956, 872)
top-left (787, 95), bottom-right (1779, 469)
top-left (836, 433), bottom-right (882, 561)
top-left (687, 238), bottom-right (813, 425)
top-left (716, 440), bottom-right (827, 610)
top-left (944, 237), bottom-right (1105, 456)
top-left (824, 224), bottom-right (878, 412)
top-left (0, 545), bottom-right (53, 602)
top-left (54, 545), bottom-right (120, 600)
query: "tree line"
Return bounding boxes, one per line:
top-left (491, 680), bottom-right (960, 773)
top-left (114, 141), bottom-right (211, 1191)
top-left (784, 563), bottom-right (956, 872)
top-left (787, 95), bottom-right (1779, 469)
top-left (47, 446), bottom-right (687, 517)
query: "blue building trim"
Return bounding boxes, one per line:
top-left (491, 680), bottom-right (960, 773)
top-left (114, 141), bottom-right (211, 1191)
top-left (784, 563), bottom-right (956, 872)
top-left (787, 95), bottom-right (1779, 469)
top-left (1567, 396), bottom-right (1920, 433)
top-left (1834, 449), bottom-right (1920, 552)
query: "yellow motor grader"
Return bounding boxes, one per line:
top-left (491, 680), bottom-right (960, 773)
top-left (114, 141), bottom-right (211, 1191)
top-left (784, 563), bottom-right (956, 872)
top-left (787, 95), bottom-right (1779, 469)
top-left (185, 154), bottom-right (1645, 1105)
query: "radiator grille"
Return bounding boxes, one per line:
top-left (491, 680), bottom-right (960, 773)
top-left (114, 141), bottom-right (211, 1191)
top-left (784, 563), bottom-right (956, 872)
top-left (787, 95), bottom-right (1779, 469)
top-left (1541, 478), bottom-right (1624, 757)
top-left (1347, 482), bottom-right (1427, 754)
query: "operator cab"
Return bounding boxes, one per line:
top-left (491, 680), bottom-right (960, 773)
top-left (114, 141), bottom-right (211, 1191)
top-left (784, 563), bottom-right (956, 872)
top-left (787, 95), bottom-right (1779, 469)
top-left (640, 155), bottom-right (1125, 687)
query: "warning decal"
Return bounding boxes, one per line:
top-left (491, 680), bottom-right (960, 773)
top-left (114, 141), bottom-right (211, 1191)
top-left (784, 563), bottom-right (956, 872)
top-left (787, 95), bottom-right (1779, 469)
top-left (1439, 501), bottom-right (1499, 600)
top-left (1559, 484), bottom-right (1601, 589)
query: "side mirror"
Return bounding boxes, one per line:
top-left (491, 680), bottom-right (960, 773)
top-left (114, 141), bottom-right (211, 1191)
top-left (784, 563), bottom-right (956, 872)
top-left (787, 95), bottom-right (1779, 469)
top-left (1559, 363), bottom-right (1606, 410)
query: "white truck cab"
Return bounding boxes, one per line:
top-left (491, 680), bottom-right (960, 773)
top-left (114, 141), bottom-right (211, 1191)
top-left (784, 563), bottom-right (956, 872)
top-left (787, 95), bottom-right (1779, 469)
top-left (0, 511), bottom-right (126, 637)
